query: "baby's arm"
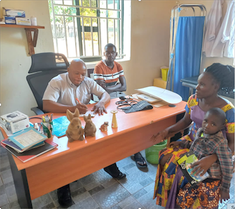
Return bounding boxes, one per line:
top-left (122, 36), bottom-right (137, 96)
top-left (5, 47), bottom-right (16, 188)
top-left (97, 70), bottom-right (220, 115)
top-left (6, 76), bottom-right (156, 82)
top-left (216, 140), bottom-right (233, 202)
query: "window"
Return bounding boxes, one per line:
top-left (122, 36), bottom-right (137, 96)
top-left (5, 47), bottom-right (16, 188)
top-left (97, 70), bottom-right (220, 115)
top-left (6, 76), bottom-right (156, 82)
top-left (48, 0), bottom-right (130, 62)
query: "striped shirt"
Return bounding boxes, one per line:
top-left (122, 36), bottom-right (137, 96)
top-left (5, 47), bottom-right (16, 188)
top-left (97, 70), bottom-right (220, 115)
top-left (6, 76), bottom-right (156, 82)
top-left (181, 129), bottom-right (233, 193)
top-left (93, 60), bottom-right (124, 86)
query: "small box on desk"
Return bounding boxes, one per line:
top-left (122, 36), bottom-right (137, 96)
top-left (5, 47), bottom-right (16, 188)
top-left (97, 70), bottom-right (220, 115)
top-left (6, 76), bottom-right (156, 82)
top-left (4, 16), bottom-right (16, 24)
top-left (3, 8), bottom-right (26, 17)
top-left (16, 17), bottom-right (31, 26)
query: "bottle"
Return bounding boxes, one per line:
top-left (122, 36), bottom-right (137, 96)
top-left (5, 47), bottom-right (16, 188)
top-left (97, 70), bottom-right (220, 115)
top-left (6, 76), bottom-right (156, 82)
top-left (111, 110), bottom-right (118, 128)
top-left (31, 17), bottom-right (37, 26)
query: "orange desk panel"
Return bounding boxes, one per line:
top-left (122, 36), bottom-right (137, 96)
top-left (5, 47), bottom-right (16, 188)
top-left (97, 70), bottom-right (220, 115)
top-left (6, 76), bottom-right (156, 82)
top-left (8, 99), bottom-right (186, 201)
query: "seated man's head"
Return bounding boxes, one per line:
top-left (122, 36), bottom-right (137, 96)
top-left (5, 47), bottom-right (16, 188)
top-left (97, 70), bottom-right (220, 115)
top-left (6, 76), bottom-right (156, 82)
top-left (202, 107), bottom-right (226, 135)
top-left (67, 59), bottom-right (86, 86)
top-left (104, 43), bottom-right (117, 63)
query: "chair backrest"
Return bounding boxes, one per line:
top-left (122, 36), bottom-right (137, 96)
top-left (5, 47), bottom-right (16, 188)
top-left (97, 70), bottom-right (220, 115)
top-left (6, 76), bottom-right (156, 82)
top-left (87, 68), bottom-right (98, 101)
top-left (26, 53), bottom-right (69, 111)
top-left (87, 68), bottom-right (94, 79)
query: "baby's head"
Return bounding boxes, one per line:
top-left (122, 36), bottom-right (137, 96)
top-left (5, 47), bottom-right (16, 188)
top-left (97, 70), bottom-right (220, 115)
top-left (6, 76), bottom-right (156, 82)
top-left (202, 108), bottom-right (226, 135)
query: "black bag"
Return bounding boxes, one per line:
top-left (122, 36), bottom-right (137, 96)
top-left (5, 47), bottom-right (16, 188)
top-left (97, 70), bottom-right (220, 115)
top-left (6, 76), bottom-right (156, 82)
top-left (122, 100), bottom-right (153, 113)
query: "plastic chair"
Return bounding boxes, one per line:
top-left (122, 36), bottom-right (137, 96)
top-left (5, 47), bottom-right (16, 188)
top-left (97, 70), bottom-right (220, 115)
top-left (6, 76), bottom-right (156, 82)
top-left (26, 52), bottom-right (69, 115)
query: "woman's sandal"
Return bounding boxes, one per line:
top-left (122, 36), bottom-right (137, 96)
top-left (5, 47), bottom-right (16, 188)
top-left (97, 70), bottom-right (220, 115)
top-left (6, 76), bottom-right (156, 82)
top-left (134, 152), bottom-right (147, 169)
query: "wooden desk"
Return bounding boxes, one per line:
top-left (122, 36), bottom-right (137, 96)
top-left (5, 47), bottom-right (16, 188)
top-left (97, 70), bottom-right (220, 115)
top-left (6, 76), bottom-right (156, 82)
top-left (4, 99), bottom-right (186, 208)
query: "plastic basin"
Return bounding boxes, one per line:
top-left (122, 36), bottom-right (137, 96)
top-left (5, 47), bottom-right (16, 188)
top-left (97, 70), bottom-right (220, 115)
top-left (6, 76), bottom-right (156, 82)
top-left (145, 140), bottom-right (167, 164)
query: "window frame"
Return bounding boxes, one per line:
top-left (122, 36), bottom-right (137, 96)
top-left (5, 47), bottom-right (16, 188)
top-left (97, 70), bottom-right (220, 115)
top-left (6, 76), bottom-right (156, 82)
top-left (49, 0), bottom-right (125, 62)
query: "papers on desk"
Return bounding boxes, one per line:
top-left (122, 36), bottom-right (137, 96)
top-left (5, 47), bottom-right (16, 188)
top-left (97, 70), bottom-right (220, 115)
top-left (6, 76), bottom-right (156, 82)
top-left (1, 139), bottom-right (58, 163)
top-left (0, 127), bottom-right (58, 163)
top-left (2, 138), bottom-right (45, 153)
top-left (131, 93), bottom-right (169, 107)
top-left (2, 127), bottom-right (47, 152)
top-left (137, 94), bottom-right (160, 103)
top-left (9, 127), bottom-right (47, 150)
top-left (79, 111), bottom-right (95, 118)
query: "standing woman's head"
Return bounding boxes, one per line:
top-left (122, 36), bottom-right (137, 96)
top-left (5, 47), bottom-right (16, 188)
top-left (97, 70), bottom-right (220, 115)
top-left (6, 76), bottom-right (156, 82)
top-left (196, 63), bottom-right (234, 99)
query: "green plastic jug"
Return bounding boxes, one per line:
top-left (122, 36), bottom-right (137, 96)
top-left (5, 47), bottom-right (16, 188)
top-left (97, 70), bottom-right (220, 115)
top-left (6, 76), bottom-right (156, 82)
top-left (145, 140), bottom-right (167, 164)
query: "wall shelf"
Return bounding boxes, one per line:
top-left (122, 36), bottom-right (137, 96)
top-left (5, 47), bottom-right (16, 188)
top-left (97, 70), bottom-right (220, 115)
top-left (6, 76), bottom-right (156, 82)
top-left (0, 24), bottom-right (45, 56)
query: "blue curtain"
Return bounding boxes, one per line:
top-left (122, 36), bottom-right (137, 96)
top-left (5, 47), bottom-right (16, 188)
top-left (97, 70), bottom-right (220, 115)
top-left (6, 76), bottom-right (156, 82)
top-left (169, 16), bottom-right (205, 101)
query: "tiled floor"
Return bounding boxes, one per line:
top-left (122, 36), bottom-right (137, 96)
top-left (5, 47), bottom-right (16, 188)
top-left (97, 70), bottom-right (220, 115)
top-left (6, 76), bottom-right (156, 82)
top-left (0, 146), bottom-right (234, 209)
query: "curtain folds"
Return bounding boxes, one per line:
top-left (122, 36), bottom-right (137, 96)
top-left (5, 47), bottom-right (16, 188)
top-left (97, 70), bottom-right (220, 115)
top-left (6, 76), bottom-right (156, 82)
top-left (169, 16), bottom-right (205, 101)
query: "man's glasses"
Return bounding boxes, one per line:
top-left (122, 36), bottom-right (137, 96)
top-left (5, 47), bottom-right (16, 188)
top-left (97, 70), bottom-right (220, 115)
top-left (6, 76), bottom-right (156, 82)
top-left (105, 51), bottom-right (116, 56)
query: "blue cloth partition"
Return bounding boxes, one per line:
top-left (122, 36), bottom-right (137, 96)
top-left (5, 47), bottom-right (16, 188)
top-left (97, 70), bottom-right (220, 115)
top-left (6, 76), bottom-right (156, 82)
top-left (169, 16), bottom-right (205, 101)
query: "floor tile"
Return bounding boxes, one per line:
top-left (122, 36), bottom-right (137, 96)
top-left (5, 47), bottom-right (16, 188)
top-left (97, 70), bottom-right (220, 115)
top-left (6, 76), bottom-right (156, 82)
top-left (88, 185), bottom-right (105, 195)
top-left (132, 188), bottom-right (148, 199)
top-left (73, 191), bottom-right (92, 203)
top-left (135, 182), bottom-right (159, 209)
top-left (92, 183), bottom-right (130, 209)
top-left (0, 146), bottom-right (234, 209)
top-left (70, 196), bottom-right (100, 209)
top-left (118, 196), bottom-right (143, 209)
top-left (0, 193), bottom-right (9, 206)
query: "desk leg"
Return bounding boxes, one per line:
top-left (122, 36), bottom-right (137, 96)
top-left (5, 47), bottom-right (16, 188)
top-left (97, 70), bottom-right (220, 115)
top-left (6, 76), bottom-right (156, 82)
top-left (7, 153), bottom-right (33, 208)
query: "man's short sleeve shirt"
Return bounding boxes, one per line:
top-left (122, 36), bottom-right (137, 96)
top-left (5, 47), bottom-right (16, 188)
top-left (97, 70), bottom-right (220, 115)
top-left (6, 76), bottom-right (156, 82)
top-left (42, 72), bottom-right (105, 105)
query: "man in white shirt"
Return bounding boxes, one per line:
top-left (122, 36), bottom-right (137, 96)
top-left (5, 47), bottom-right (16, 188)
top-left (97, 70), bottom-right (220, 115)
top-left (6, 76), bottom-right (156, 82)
top-left (43, 59), bottom-right (126, 208)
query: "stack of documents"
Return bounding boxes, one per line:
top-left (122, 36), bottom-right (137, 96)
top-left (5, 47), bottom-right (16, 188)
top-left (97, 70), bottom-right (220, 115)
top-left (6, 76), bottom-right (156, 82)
top-left (1, 127), bottom-right (57, 162)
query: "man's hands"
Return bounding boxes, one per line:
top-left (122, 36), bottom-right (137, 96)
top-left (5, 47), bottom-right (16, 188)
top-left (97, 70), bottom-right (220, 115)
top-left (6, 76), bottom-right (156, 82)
top-left (92, 102), bottom-right (107, 115)
top-left (220, 190), bottom-right (230, 203)
top-left (74, 101), bottom-right (108, 116)
top-left (75, 103), bottom-right (88, 114)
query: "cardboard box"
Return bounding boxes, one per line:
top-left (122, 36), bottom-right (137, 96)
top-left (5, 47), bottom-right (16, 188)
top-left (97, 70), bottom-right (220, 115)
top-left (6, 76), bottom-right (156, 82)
top-left (4, 16), bottom-right (16, 24)
top-left (153, 78), bottom-right (167, 89)
top-left (16, 17), bottom-right (31, 26)
top-left (3, 7), bottom-right (26, 17)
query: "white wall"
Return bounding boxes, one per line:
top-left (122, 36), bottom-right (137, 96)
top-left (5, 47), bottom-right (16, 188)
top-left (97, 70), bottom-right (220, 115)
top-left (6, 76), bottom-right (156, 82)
top-left (0, 0), bottom-right (54, 115)
top-left (0, 0), bottom-right (233, 116)
top-left (121, 0), bottom-right (233, 96)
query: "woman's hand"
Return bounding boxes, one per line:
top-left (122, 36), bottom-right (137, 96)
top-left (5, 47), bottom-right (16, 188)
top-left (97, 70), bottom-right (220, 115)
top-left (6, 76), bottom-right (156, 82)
top-left (151, 129), bottom-right (170, 144)
top-left (190, 154), bottom-right (217, 176)
top-left (168, 141), bottom-right (182, 148)
top-left (92, 102), bottom-right (107, 115)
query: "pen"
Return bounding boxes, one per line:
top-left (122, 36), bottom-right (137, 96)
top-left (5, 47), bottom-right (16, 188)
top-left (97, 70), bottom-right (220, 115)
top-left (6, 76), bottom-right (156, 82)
top-left (76, 98), bottom-right (80, 104)
top-left (50, 113), bottom-right (53, 122)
